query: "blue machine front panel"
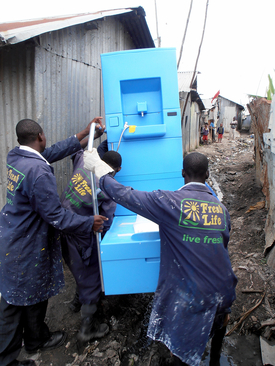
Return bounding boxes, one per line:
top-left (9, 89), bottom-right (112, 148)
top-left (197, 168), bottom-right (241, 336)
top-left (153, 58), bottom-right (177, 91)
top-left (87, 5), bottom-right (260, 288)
top-left (100, 48), bottom-right (183, 295)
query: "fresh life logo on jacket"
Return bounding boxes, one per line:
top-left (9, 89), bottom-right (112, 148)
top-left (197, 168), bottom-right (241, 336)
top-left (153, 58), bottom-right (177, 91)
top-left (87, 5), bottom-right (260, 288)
top-left (71, 171), bottom-right (92, 197)
top-left (179, 199), bottom-right (226, 231)
top-left (7, 164), bottom-right (25, 197)
top-left (63, 168), bottom-right (105, 209)
top-left (63, 168), bottom-right (93, 209)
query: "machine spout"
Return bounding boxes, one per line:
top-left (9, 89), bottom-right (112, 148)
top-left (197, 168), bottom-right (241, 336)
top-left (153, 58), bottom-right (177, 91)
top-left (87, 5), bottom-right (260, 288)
top-left (137, 102), bottom-right (147, 117)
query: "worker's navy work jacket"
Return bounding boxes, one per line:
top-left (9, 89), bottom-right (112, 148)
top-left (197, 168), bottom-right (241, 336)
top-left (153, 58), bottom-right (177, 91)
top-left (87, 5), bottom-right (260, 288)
top-left (0, 137), bottom-right (94, 306)
top-left (99, 175), bottom-right (238, 366)
top-left (60, 149), bottom-right (116, 265)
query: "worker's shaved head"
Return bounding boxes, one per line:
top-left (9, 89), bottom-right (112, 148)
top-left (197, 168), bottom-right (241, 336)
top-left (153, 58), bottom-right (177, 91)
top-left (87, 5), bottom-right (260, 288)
top-left (102, 151), bottom-right (122, 170)
top-left (16, 119), bottom-right (43, 145)
top-left (183, 152), bottom-right (208, 181)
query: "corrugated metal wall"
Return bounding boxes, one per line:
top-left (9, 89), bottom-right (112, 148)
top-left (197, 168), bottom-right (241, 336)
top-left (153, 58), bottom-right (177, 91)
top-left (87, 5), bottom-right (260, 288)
top-left (180, 91), bottom-right (191, 155)
top-left (218, 97), bottom-right (238, 133)
top-left (0, 42), bottom-right (36, 207)
top-left (180, 92), bottom-right (201, 155)
top-left (190, 102), bottom-right (200, 151)
top-left (0, 16), bottom-right (135, 208)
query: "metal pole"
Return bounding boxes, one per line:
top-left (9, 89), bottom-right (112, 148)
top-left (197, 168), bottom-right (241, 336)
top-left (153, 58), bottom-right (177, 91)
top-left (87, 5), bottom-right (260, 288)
top-left (154, 0), bottom-right (161, 47)
top-left (87, 123), bottom-right (105, 292)
top-left (177, 0), bottom-right (193, 70)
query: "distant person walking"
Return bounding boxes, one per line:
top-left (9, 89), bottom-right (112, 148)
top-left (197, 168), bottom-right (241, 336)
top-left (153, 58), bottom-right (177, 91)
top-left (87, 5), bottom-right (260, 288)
top-left (210, 121), bottom-right (215, 142)
top-left (202, 123), bottom-right (209, 145)
top-left (230, 117), bottom-right (238, 140)
top-left (217, 123), bottom-right (224, 143)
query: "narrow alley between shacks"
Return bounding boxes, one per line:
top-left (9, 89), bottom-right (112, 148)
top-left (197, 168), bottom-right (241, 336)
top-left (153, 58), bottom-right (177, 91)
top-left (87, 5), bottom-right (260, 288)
top-left (17, 130), bottom-right (275, 366)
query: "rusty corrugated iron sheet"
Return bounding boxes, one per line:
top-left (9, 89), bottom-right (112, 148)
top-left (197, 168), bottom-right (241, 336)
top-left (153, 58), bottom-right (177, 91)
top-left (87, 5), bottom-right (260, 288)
top-left (247, 98), bottom-right (271, 187)
top-left (0, 7), bottom-right (154, 48)
top-left (259, 96), bottom-right (275, 268)
top-left (246, 97), bottom-right (275, 268)
top-left (0, 13), bottom-right (94, 32)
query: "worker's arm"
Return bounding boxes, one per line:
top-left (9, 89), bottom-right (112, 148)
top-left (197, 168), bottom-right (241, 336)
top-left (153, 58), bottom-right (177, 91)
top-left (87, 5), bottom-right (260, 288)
top-left (41, 118), bottom-right (103, 163)
top-left (42, 135), bottom-right (83, 164)
top-left (98, 174), bottom-right (164, 225)
top-left (83, 148), bottom-right (165, 225)
top-left (31, 172), bottom-right (95, 235)
top-left (98, 194), bottom-right (117, 235)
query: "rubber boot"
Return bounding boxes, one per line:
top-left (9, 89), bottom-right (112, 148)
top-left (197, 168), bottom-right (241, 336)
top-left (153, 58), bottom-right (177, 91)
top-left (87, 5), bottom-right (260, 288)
top-left (69, 291), bottom-right (82, 313)
top-left (77, 304), bottom-right (109, 342)
top-left (209, 326), bottom-right (227, 366)
top-left (172, 355), bottom-right (189, 365)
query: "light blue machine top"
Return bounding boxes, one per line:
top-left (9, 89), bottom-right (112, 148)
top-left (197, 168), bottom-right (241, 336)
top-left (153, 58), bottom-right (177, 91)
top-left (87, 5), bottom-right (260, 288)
top-left (101, 48), bottom-right (180, 115)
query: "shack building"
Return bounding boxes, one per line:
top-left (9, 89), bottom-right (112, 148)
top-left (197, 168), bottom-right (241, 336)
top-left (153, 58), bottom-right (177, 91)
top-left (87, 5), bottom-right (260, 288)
top-left (0, 7), bottom-right (154, 208)
top-left (178, 71), bottom-right (205, 154)
top-left (203, 95), bottom-right (244, 133)
top-left (216, 95), bottom-right (244, 132)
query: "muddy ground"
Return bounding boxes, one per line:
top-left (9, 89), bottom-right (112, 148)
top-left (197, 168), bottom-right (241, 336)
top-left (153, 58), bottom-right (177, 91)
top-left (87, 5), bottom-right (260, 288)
top-left (19, 131), bottom-right (275, 366)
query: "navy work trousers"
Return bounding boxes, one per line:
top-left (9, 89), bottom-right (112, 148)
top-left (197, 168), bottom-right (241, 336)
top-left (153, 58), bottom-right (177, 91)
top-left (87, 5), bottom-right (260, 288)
top-left (0, 296), bottom-right (50, 366)
top-left (62, 234), bottom-right (102, 305)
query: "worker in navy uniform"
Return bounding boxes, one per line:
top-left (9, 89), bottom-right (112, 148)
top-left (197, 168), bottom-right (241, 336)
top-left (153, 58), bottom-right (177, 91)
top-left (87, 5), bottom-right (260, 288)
top-left (60, 148), bottom-right (122, 342)
top-left (83, 150), bottom-right (237, 366)
top-left (97, 138), bottom-right (108, 158)
top-left (0, 118), bottom-right (107, 366)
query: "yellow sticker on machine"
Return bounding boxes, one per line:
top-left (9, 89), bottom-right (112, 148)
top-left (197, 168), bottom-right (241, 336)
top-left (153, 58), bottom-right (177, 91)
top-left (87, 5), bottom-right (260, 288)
top-left (129, 125), bottom-right (136, 133)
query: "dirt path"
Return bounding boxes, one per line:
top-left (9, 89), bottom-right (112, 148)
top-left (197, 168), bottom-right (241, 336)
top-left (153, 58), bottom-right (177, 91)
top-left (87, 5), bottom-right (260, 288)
top-left (18, 131), bottom-right (275, 366)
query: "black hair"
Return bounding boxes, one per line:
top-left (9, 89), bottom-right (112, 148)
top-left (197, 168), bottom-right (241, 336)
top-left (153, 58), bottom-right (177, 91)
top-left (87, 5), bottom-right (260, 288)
top-left (102, 150), bottom-right (122, 170)
top-left (183, 152), bottom-right (208, 177)
top-left (16, 119), bottom-right (43, 145)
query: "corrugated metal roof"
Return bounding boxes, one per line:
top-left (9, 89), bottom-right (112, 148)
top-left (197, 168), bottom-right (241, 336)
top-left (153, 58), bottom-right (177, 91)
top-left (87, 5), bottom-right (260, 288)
top-left (218, 95), bottom-right (244, 110)
top-left (178, 71), bottom-right (198, 92)
top-left (202, 98), bottom-right (215, 110)
top-left (0, 7), bottom-right (155, 48)
top-left (190, 90), bottom-right (205, 111)
top-left (178, 72), bottom-right (204, 110)
top-left (202, 95), bottom-right (245, 111)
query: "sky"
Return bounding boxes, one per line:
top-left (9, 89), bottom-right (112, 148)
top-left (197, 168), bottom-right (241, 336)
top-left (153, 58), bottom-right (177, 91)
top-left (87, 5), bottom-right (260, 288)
top-left (1, 0), bottom-right (274, 109)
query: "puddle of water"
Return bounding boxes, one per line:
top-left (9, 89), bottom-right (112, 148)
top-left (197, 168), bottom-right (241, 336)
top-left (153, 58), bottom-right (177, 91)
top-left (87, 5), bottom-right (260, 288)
top-left (201, 350), bottom-right (236, 366)
top-left (200, 334), bottom-right (262, 366)
top-left (201, 342), bottom-right (236, 366)
top-left (210, 174), bottom-right (223, 202)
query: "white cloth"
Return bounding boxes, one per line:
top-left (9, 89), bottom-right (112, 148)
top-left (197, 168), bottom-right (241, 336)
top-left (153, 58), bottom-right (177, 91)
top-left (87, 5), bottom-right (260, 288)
top-left (83, 148), bottom-right (114, 179)
top-left (19, 145), bottom-right (50, 165)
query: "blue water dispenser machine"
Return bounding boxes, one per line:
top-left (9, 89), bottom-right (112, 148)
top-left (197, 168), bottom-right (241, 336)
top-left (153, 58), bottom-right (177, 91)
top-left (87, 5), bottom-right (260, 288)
top-left (99, 48), bottom-right (183, 295)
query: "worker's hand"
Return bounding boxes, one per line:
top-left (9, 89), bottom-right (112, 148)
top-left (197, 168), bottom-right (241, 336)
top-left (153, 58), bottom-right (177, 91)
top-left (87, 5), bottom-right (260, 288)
top-left (85, 117), bottom-right (104, 134)
top-left (76, 117), bottom-right (103, 142)
top-left (84, 148), bottom-right (114, 179)
top-left (94, 124), bottom-right (106, 140)
top-left (93, 215), bottom-right (108, 232)
top-left (91, 116), bottom-right (104, 129)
